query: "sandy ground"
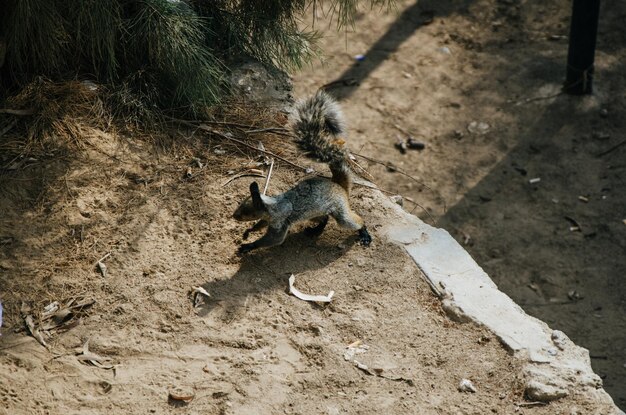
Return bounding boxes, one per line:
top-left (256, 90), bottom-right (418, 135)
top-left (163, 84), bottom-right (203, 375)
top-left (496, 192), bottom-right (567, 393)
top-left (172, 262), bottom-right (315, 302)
top-left (293, 0), bottom-right (626, 408)
top-left (1, 127), bottom-right (613, 414)
top-left (0, 0), bottom-right (624, 414)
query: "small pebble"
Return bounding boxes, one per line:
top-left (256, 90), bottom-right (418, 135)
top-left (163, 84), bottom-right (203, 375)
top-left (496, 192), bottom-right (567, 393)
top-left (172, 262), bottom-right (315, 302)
top-left (390, 195), bottom-right (403, 206)
top-left (467, 121), bottom-right (490, 135)
top-left (458, 379), bottom-right (477, 393)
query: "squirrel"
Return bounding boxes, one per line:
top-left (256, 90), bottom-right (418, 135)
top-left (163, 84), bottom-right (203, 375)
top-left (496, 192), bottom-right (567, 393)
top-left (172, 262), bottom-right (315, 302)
top-left (232, 90), bottom-right (372, 254)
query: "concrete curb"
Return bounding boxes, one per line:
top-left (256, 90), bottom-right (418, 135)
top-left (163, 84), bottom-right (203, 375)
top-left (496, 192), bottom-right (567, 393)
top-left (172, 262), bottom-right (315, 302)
top-left (372, 191), bottom-right (622, 413)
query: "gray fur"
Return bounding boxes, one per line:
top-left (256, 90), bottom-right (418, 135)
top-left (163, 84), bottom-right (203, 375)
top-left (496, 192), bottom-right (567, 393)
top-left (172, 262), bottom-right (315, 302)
top-left (234, 91), bottom-right (371, 254)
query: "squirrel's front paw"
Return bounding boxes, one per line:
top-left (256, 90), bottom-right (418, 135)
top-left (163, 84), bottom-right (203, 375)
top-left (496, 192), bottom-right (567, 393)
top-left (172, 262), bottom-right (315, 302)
top-left (358, 227), bottom-right (372, 247)
top-left (238, 243), bottom-right (254, 255)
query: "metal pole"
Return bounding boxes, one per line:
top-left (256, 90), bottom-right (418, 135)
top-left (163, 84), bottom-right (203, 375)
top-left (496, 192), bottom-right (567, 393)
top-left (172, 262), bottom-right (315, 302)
top-left (564, 0), bottom-right (601, 95)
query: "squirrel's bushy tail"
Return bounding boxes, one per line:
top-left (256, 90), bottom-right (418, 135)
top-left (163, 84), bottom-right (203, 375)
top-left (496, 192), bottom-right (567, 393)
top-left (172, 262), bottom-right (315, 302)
top-left (292, 90), bottom-right (352, 193)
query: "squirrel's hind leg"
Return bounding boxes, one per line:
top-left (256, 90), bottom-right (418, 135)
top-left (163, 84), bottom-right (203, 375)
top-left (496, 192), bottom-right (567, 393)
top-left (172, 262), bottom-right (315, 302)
top-left (304, 215), bottom-right (329, 237)
top-left (332, 208), bottom-right (372, 247)
top-left (238, 223), bottom-right (289, 254)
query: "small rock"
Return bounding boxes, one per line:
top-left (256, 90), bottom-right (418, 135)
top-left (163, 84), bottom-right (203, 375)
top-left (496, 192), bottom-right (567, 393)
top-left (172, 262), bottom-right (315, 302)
top-left (390, 195), bottom-right (403, 206)
top-left (458, 378), bottom-right (477, 393)
top-left (567, 290), bottom-right (582, 301)
top-left (525, 380), bottom-right (568, 402)
top-left (467, 121), bottom-right (490, 135)
top-left (599, 108), bottom-right (608, 118)
top-left (453, 129), bottom-right (464, 139)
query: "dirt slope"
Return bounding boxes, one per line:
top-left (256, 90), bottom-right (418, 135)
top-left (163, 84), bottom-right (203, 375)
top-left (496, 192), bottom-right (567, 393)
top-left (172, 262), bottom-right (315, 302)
top-left (0, 118), bottom-right (614, 413)
top-left (293, 0), bottom-right (626, 407)
top-left (0, 0), bottom-right (624, 413)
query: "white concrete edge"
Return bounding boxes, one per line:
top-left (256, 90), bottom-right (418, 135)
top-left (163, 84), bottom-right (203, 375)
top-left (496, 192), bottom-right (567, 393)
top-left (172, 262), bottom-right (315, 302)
top-left (371, 190), bottom-right (622, 412)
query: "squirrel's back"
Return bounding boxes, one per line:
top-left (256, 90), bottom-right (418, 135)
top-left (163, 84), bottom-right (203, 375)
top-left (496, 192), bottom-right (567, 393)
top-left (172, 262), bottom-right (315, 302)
top-left (291, 91), bottom-right (352, 193)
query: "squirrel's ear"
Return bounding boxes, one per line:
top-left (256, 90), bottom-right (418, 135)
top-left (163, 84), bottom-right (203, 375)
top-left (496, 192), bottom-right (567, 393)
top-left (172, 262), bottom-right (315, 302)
top-left (249, 181), bottom-right (265, 210)
top-left (249, 181), bottom-right (260, 195)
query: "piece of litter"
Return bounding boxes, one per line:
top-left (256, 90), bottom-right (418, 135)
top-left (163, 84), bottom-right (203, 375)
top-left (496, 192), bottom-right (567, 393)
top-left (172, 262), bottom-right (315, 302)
top-left (458, 378), bottom-right (477, 393)
top-left (394, 136), bottom-right (407, 154)
top-left (406, 137), bottom-right (425, 150)
top-left (77, 340), bottom-right (113, 369)
top-left (578, 195), bottom-right (589, 203)
top-left (169, 387), bottom-right (195, 403)
top-left (42, 301), bottom-right (60, 317)
top-left (528, 177), bottom-right (541, 184)
top-left (437, 46), bottom-right (451, 54)
top-left (97, 261), bottom-right (107, 277)
top-left (213, 148), bottom-right (226, 155)
top-left (288, 275), bottom-right (334, 303)
top-left (354, 54), bottom-right (365, 61)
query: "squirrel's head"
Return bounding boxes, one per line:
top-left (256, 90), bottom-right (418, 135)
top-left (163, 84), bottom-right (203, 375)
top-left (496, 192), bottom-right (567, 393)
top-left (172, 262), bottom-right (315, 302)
top-left (233, 181), bottom-right (268, 221)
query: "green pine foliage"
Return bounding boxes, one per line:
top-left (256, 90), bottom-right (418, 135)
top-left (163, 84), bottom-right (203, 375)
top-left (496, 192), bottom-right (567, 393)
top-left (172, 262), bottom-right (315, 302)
top-left (0, 0), bottom-right (393, 114)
